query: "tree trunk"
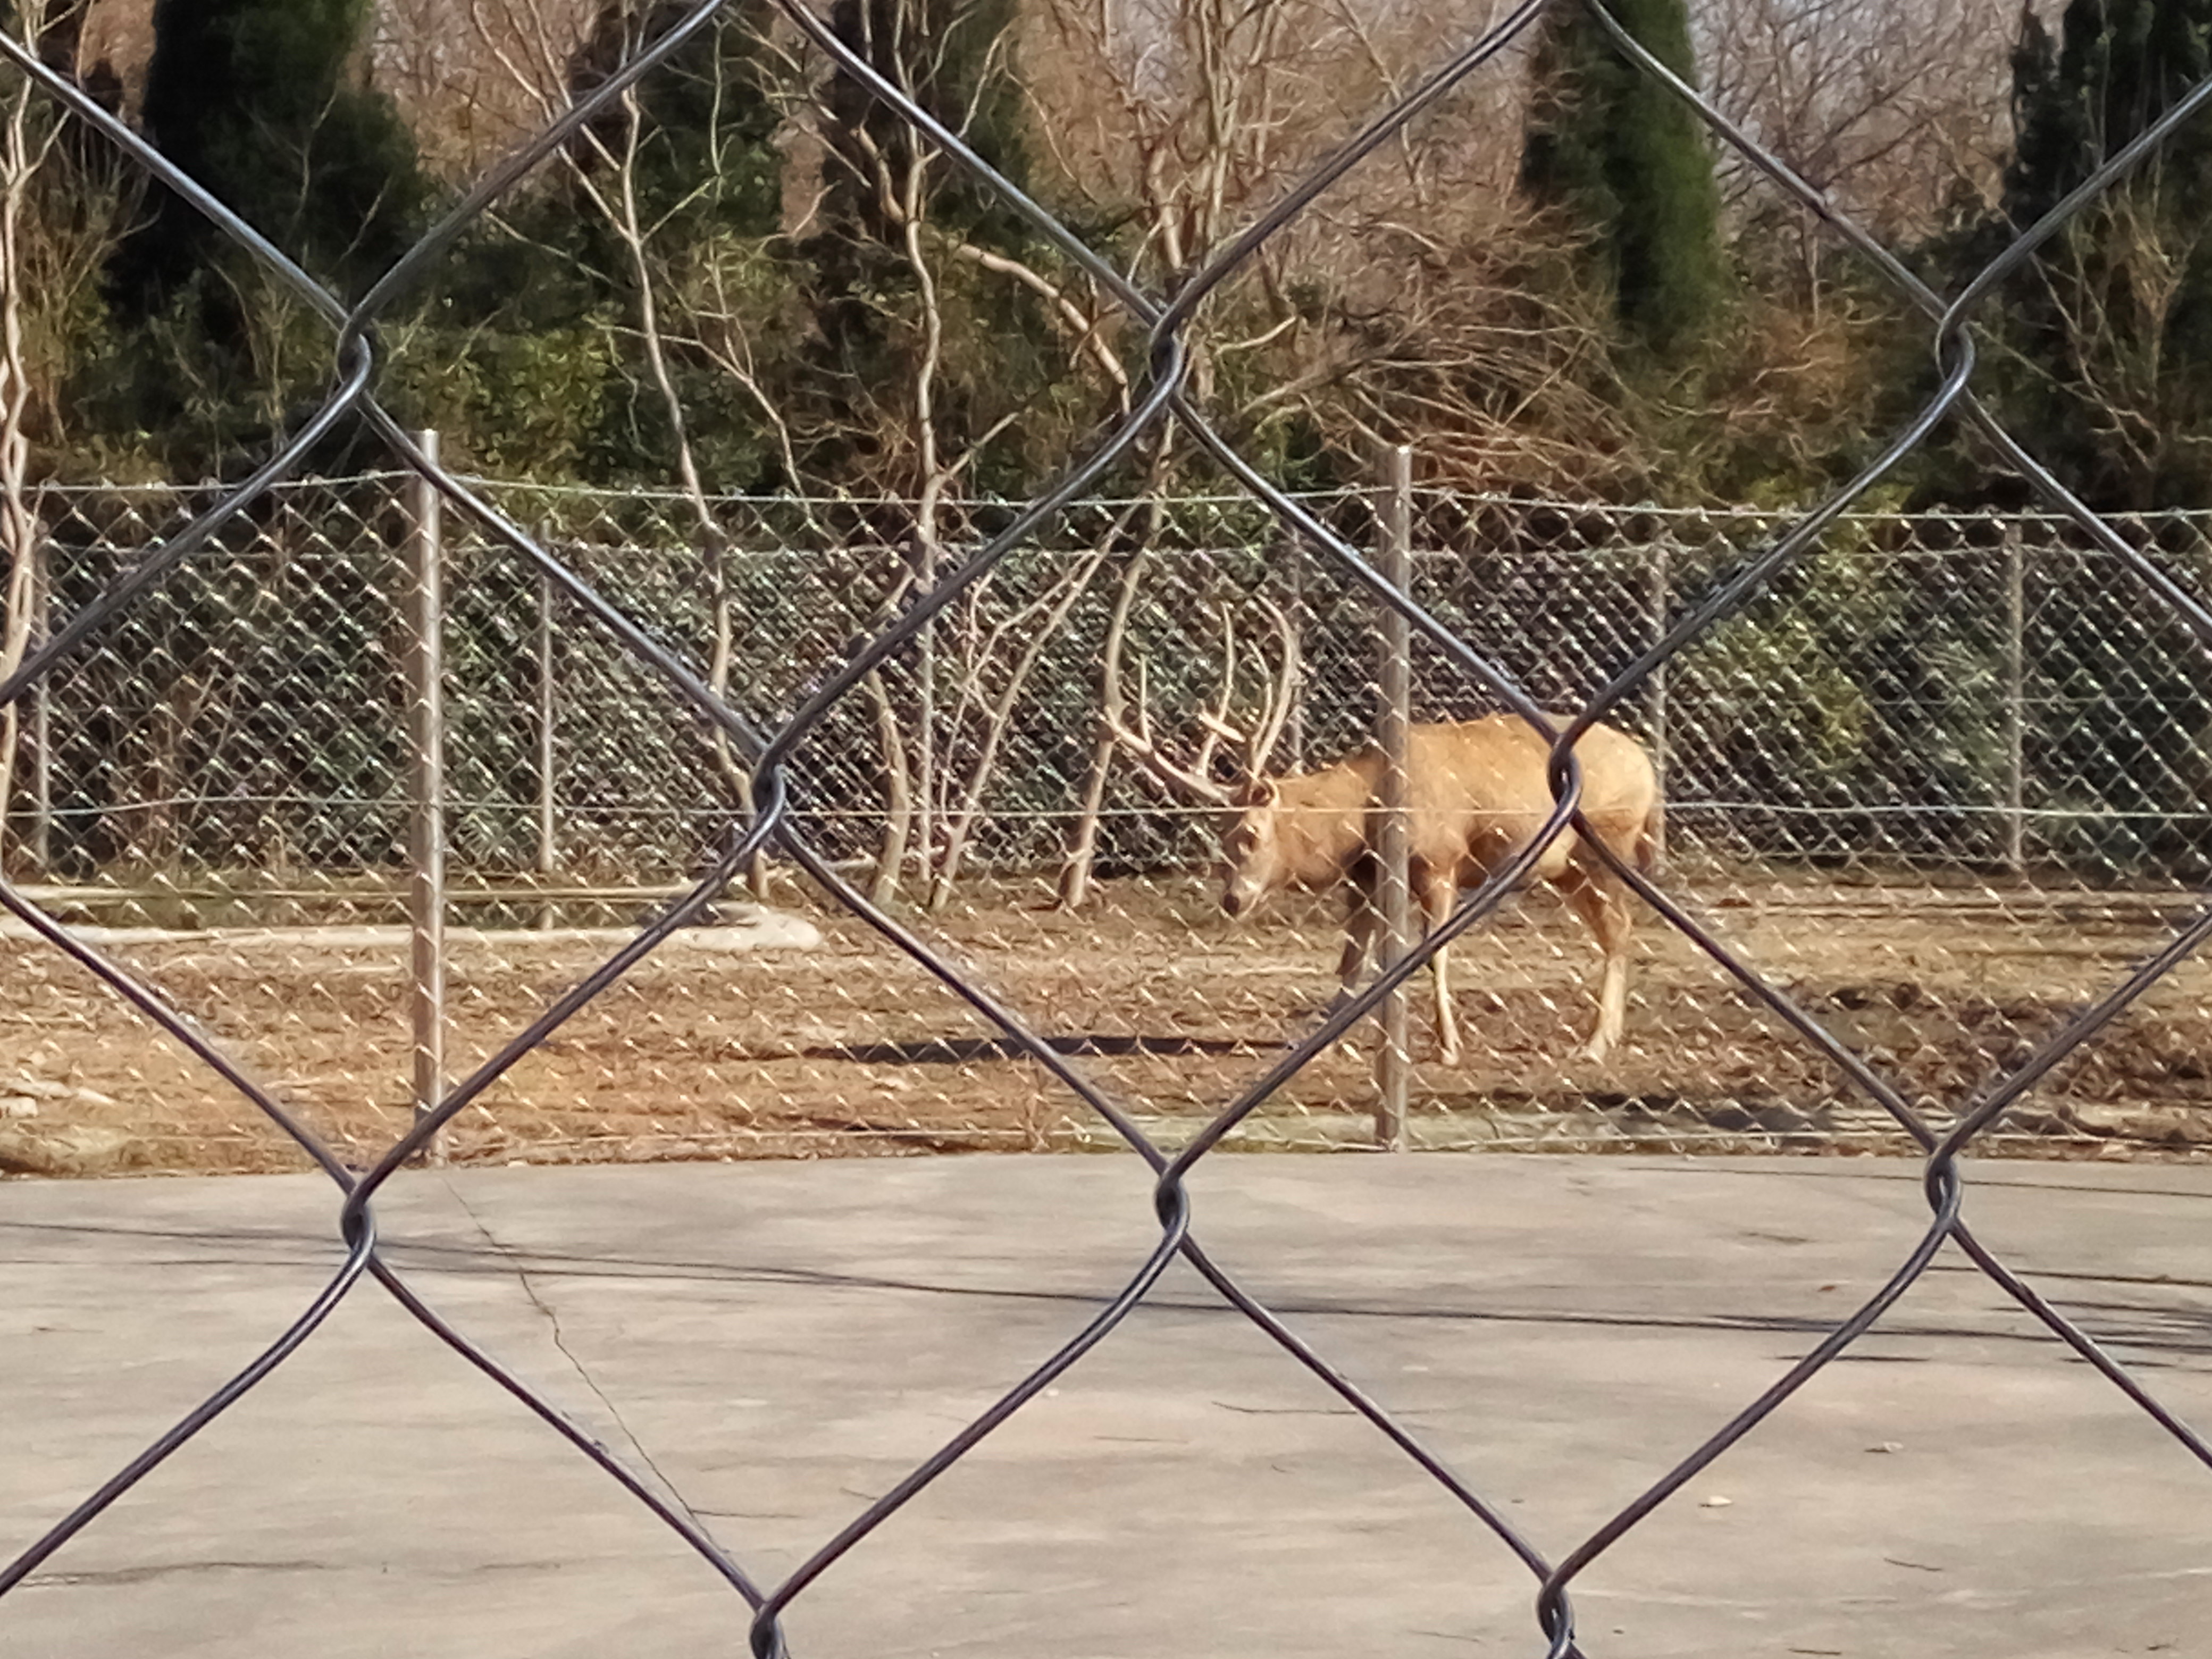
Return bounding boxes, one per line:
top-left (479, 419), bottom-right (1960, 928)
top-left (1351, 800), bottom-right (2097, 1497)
top-left (865, 666), bottom-right (912, 907)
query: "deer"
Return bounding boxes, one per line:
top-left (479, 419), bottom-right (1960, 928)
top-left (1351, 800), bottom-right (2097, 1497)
top-left (1105, 599), bottom-right (1663, 1063)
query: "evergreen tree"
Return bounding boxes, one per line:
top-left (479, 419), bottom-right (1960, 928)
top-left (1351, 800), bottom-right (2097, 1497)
top-left (812, 0), bottom-right (1029, 255)
top-left (1972, 0), bottom-right (2212, 878)
top-left (2005, 0), bottom-right (2212, 225)
top-left (113, 0), bottom-right (428, 313)
top-left (1519, 0), bottom-right (1730, 359)
top-left (566, 0), bottom-right (783, 245)
top-left (1998, 0), bottom-right (2212, 508)
top-left (549, 0), bottom-right (791, 484)
top-left (799, 0), bottom-right (1045, 489)
top-left (90, 0), bottom-right (429, 471)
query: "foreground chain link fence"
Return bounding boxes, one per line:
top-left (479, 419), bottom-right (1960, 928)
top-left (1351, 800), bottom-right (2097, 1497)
top-left (5, 0), bottom-right (2212, 1652)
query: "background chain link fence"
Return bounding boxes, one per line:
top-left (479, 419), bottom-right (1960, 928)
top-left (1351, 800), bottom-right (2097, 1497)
top-left (28, 477), bottom-right (2212, 891)
top-left (7, 475), bottom-right (2210, 1165)
top-left (6, 0), bottom-right (2212, 1652)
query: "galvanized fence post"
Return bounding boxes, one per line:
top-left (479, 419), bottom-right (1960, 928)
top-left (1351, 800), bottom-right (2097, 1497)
top-left (405, 431), bottom-right (448, 1164)
top-left (1647, 531), bottom-right (1670, 868)
top-left (537, 530), bottom-right (559, 929)
top-left (1373, 444), bottom-right (1413, 1152)
top-left (28, 525), bottom-right (49, 874)
top-left (2004, 517), bottom-right (2028, 875)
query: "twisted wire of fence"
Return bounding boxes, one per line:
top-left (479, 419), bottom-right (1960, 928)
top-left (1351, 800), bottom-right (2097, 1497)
top-left (3, 1), bottom-right (2212, 1655)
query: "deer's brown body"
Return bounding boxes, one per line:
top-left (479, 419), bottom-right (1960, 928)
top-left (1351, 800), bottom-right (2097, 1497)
top-left (1220, 716), bottom-right (1662, 1062)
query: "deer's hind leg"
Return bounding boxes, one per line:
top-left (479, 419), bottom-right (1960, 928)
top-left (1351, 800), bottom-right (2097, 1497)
top-left (1330, 863), bottom-right (1380, 1012)
top-left (1558, 860), bottom-right (1633, 1062)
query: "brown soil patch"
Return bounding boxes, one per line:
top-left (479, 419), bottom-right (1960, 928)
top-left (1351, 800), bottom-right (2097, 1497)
top-left (4, 874), bottom-right (2209, 1176)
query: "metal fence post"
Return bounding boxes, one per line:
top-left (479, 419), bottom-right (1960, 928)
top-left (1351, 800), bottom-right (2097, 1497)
top-left (1647, 533), bottom-right (1670, 867)
top-left (1285, 543), bottom-right (1307, 772)
top-left (1374, 444), bottom-right (1413, 1152)
top-left (916, 532), bottom-right (939, 899)
top-left (405, 432), bottom-right (448, 1164)
top-left (2005, 518), bottom-right (2028, 876)
top-left (28, 529), bottom-right (51, 874)
top-left (537, 539), bottom-right (559, 929)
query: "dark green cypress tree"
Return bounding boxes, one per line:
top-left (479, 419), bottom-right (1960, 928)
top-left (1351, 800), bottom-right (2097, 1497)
top-left (566, 0), bottom-right (783, 245)
top-left (813, 0), bottom-right (1029, 255)
top-left (113, 0), bottom-right (428, 313)
top-left (91, 0), bottom-right (429, 470)
top-left (2005, 0), bottom-right (2212, 224)
top-left (1519, 0), bottom-right (1730, 359)
top-left (1997, 0), bottom-right (2212, 508)
top-left (1982, 0), bottom-right (2212, 879)
top-left (798, 0), bottom-right (1042, 487)
top-left (550, 0), bottom-right (789, 483)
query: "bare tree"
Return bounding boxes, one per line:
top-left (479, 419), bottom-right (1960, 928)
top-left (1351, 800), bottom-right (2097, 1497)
top-left (470, 0), bottom-right (802, 898)
top-left (1024, 0), bottom-right (1635, 900)
top-left (0, 1), bottom-right (137, 870)
top-left (1053, 441), bottom-right (1167, 910)
top-left (387, 0), bottom-right (599, 178)
top-left (770, 0), bottom-right (1141, 906)
top-left (1702, 0), bottom-right (2015, 285)
top-left (459, 0), bottom-right (1138, 908)
top-left (1029, 0), bottom-right (1336, 908)
top-left (2022, 186), bottom-right (2212, 510)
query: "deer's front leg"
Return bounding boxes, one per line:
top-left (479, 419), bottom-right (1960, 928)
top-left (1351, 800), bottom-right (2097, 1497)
top-left (1561, 866), bottom-right (1632, 1062)
top-left (1421, 872), bottom-right (1462, 1065)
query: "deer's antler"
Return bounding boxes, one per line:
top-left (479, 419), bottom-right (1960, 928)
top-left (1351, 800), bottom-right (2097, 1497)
top-left (1103, 595), bottom-right (1301, 806)
top-left (1240, 594), bottom-right (1302, 777)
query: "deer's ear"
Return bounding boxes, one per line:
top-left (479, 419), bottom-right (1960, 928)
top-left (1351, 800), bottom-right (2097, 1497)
top-left (1237, 777), bottom-right (1279, 808)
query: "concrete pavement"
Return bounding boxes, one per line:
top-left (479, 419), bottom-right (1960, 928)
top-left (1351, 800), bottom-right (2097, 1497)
top-left (3, 1153), bottom-right (2211, 1657)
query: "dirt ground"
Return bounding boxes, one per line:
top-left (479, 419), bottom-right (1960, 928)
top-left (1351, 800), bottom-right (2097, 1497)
top-left (3, 872), bottom-right (2211, 1177)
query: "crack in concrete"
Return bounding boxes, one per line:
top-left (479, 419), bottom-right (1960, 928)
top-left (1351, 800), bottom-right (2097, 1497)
top-left (23, 1557), bottom-right (574, 1587)
top-left (438, 1176), bottom-right (715, 1543)
top-left (22, 1559), bottom-right (337, 1586)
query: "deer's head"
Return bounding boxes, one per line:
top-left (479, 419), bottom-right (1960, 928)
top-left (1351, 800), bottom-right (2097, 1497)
top-left (1218, 777), bottom-right (1284, 917)
top-left (1103, 595), bottom-right (1301, 920)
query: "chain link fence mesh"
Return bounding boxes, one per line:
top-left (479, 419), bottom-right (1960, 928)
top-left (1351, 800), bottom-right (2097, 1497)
top-left (7, 479), bottom-right (2211, 1163)
top-left (6, 0), bottom-right (2212, 1650)
top-left (29, 480), bottom-right (2212, 891)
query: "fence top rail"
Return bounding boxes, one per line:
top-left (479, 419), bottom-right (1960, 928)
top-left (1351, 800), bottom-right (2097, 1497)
top-left (29, 471), bottom-right (2212, 536)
